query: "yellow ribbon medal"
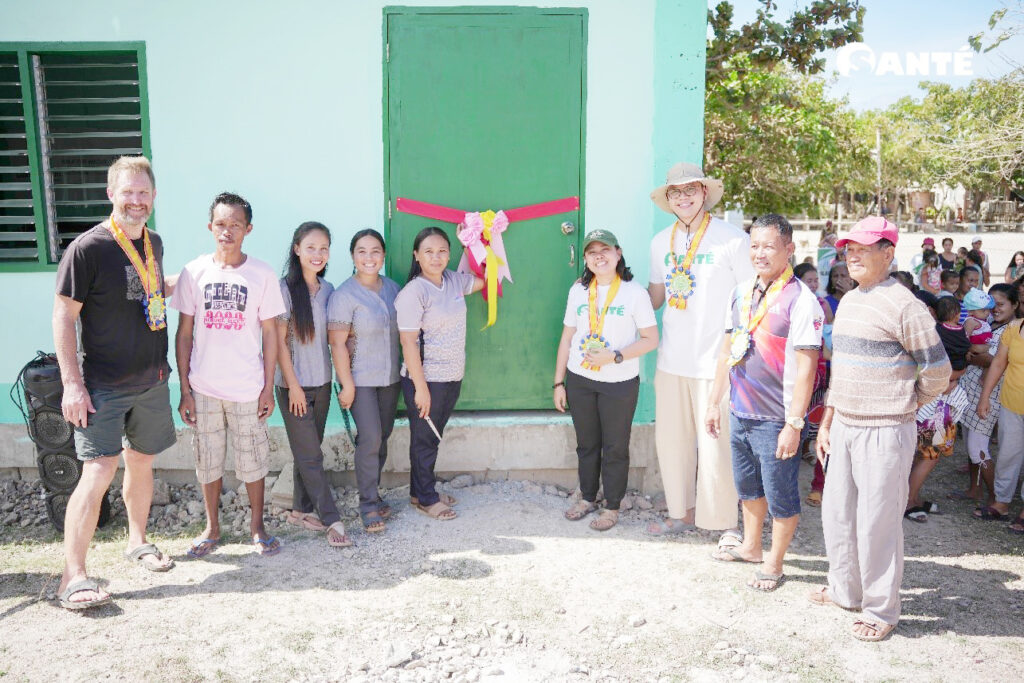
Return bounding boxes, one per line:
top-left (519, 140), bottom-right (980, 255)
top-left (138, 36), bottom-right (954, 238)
top-left (579, 275), bottom-right (622, 371)
top-left (665, 213), bottom-right (712, 310)
top-left (108, 217), bottom-right (166, 331)
top-left (728, 266), bottom-right (794, 367)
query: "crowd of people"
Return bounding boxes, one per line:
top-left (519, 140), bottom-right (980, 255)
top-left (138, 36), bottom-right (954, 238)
top-left (48, 156), bottom-right (1022, 645)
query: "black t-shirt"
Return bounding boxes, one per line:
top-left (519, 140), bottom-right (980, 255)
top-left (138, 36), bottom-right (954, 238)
top-left (55, 223), bottom-right (172, 391)
top-left (936, 322), bottom-right (969, 371)
top-left (938, 254), bottom-right (957, 271)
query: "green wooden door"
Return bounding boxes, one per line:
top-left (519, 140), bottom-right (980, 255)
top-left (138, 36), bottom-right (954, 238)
top-left (384, 9), bottom-right (586, 410)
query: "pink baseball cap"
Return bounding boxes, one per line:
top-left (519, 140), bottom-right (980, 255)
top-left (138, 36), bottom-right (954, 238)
top-left (836, 216), bottom-right (899, 248)
top-left (922, 237), bottom-right (935, 247)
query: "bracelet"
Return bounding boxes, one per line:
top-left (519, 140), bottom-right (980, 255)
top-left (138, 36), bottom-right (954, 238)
top-left (552, 381), bottom-right (565, 389)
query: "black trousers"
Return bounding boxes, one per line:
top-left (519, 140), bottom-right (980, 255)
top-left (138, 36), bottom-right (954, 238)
top-left (401, 376), bottom-right (462, 508)
top-left (276, 383), bottom-right (340, 526)
top-left (565, 372), bottom-right (639, 510)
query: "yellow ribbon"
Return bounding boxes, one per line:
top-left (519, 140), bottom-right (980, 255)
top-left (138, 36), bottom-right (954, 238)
top-left (479, 210), bottom-right (505, 329)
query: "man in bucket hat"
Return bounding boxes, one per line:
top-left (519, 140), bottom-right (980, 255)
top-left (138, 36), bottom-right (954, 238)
top-left (810, 216), bottom-right (950, 641)
top-left (646, 162), bottom-right (752, 535)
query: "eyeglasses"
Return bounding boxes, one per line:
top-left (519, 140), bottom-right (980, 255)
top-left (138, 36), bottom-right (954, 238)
top-left (667, 184), bottom-right (704, 199)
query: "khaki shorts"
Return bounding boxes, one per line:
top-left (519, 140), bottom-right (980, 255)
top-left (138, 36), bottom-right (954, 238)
top-left (191, 391), bottom-right (270, 484)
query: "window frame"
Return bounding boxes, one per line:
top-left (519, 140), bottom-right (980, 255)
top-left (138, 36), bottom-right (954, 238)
top-left (0, 41), bottom-right (151, 273)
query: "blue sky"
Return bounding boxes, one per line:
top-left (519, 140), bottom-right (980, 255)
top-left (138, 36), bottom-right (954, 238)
top-left (727, 1), bottom-right (1024, 110)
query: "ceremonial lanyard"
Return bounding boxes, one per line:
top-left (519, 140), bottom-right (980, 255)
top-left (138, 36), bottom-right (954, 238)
top-left (664, 212), bottom-right (712, 310)
top-left (109, 217), bottom-right (159, 295)
top-left (580, 275), bottom-right (621, 371)
top-left (108, 217), bottom-right (166, 331)
top-left (728, 267), bottom-right (793, 367)
top-left (741, 267), bottom-right (793, 335)
top-left (669, 212), bottom-right (711, 271)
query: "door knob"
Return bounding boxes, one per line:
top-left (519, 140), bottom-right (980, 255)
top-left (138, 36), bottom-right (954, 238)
top-left (561, 221), bottom-right (575, 235)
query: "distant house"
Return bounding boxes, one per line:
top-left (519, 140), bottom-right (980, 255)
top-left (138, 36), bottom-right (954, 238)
top-left (0, 1), bottom-right (708, 486)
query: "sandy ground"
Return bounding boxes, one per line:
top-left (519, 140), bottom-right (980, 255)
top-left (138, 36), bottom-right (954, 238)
top-left (2, 440), bottom-right (1024, 683)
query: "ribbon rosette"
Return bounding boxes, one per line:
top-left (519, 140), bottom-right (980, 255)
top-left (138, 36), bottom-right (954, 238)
top-left (458, 210), bottom-right (513, 329)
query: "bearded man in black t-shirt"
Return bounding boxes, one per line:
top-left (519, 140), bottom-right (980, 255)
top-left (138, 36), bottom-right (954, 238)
top-left (52, 156), bottom-right (177, 611)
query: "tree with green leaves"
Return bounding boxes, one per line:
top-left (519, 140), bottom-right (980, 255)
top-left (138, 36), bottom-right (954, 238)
top-left (703, 1), bottom-right (867, 215)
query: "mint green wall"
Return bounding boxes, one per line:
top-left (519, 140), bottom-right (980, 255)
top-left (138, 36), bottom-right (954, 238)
top-left (0, 0), bottom-right (706, 424)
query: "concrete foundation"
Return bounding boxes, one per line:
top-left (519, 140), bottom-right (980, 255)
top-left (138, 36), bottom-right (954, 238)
top-left (0, 414), bottom-right (662, 495)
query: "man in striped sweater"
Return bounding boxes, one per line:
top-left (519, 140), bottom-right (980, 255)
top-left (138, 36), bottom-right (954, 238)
top-left (810, 217), bottom-right (951, 642)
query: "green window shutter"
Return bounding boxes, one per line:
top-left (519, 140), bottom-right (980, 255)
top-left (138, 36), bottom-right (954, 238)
top-left (0, 53), bottom-right (38, 262)
top-left (34, 52), bottom-right (144, 260)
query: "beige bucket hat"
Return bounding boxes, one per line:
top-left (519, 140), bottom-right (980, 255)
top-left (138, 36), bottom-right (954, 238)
top-left (650, 162), bottom-right (724, 215)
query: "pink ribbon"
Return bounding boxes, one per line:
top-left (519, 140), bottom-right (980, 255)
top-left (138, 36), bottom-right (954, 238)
top-left (457, 210), bottom-right (512, 299)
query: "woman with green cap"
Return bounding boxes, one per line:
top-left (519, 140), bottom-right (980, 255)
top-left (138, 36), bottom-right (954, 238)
top-left (553, 229), bottom-right (659, 531)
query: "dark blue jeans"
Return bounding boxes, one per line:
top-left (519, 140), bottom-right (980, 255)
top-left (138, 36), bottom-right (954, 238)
top-left (401, 376), bottom-right (461, 507)
top-left (729, 413), bottom-right (801, 519)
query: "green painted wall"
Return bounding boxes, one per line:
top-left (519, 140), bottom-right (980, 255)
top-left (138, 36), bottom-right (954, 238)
top-left (0, 0), bottom-right (707, 425)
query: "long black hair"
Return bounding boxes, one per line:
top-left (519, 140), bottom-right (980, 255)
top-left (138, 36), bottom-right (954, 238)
top-left (408, 226), bottom-right (449, 281)
top-left (826, 261), bottom-right (849, 296)
top-left (579, 247), bottom-right (633, 288)
top-left (284, 221), bottom-right (331, 344)
top-left (350, 228), bottom-right (386, 255)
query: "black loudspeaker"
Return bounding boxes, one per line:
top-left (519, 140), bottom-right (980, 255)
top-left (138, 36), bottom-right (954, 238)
top-left (29, 408), bottom-right (75, 451)
top-left (13, 352), bottom-right (111, 531)
top-left (45, 490), bottom-right (110, 532)
top-left (37, 449), bottom-right (83, 492)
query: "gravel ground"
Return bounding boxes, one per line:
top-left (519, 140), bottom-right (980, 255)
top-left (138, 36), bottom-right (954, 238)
top-left (2, 441), bottom-right (1023, 682)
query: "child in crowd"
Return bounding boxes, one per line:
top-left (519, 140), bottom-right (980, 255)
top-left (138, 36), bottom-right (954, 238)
top-left (172, 192), bottom-right (287, 558)
top-left (962, 288), bottom-right (994, 349)
top-left (919, 250), bottom-right (941, 295)
top-left (938, 269), bottom-right (959, 298)
top-left (905, 297), bottom-right (971, 522)
top-left (793, 263), bottom-right (831, 507)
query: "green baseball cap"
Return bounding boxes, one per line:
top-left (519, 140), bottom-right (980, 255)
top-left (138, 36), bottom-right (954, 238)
top-left (583, 229), bottom-right (619, 249)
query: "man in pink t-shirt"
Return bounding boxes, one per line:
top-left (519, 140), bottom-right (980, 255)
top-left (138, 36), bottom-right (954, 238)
top-left (170, 192), bottom-right (286, 558)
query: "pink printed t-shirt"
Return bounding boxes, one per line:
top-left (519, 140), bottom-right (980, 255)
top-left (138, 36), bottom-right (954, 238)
top-left (170, 254), bottom-right (286, 403)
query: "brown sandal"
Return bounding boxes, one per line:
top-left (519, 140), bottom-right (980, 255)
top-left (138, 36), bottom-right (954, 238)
top-left (589, 509), bottom-right (618, 531)
top-left (852, 619), bottom-right (895, 642)
top-left (410, 493), bottom-right (458, 507)
top-left (805, 491), bottom-right (822, 507)
top-left (564, 500), bottom-right (598, 521)
top-left (415, 501), bottom-right (457, 521)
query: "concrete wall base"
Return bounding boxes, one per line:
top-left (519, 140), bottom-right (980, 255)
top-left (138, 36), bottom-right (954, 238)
top-left (0, 417), bottom-right (664, 495)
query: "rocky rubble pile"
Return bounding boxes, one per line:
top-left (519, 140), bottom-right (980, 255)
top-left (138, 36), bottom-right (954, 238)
top-left (0, 474), bottom-right (667, 534)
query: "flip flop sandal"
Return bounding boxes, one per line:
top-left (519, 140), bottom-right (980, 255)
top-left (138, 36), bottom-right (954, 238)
top-left (973, 506), bottom-right (1008, 521)
top-left (564, 500), bottom-right (598, 521)
top-left (717, 529), bottom-right (743, 548)
top-left (125, 543), bottom-right (175, 572)
top-left (410, 493), bottom-right (458, 507)
top-left (1007, 516), bottom-right (1024, 535)
top-left (748, 570), bottom-right (785, 592)
top-left (852, 620), bottom-right (895, 642)
top-left (186, 538), bottom-right (218, 559)
top-left (415, 501), bottom-right (457, 521)
top-left (804, 491), bottom-right (823, 507)
top-left (904, 506), bottom-right (928, 523)
top-left (377, 502), bottom-right (394, 520)
top-left (711, 547), bottom-right (761, 564)
top-left (360, 511), bottom-right (386, 533)
top-left (287, 511), bottom-right (327, 531)
top-left (58, 578), bottom-right (112, 611)
top-left (644, 518), bottom-right (696, 536)
top-left (253, 536), bottom-right (282, 556)
top-left (589, 510), bottom-right (618, 532)
top-left (328, 522), bottom-right (355, 547)
top-left (807, 586), bottom-right (861, 612)
top-left (920, 500), bottom-right (940, 514)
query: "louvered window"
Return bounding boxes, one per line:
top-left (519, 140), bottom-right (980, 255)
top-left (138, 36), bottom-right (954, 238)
top-left (0, 45), bottom-right (149, 270)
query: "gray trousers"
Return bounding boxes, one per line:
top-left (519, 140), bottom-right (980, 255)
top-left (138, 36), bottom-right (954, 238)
top-left (276, 384), bottom-right (340, 526)
top-left (995, 406), bottom-right (1024, 504)
top-left (822, 417), bottom-right (916, 626)
top-left (350, 383), bottom-right (401, 515)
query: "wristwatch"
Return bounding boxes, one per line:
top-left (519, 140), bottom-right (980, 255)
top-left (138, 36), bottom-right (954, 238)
top-left (613, 351), bottom-right (624, 364)
top-left (785, 416), bottom-right (805, 430)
